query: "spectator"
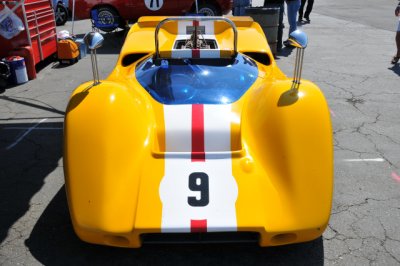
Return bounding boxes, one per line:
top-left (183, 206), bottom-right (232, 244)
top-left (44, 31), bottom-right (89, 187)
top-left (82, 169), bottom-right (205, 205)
top-left (233, 0), bottom-right (251, 16)
top-left (392, 2), bottom-right (400, 64)
top-left (298, 0), bottom-right (314, 23)
top-left (283, 0), bottom-right (300, 46)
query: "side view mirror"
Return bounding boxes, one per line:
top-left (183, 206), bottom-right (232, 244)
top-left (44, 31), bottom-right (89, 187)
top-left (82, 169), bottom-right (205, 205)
top-left (289, 30), bottom-right (308, 49)
top-left (288, 30), bottom-right (308, 91)
top-left (83, 32), bottom-right (104, 86)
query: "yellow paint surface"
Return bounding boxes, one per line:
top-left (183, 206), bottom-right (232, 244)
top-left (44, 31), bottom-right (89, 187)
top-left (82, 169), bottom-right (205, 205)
top-left (64, 16), bottom-right (333, 248)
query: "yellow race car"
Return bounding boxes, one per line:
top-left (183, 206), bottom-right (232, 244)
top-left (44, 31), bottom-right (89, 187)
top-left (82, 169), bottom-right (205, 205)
top-left (64, 16), bottom-right (333, 248)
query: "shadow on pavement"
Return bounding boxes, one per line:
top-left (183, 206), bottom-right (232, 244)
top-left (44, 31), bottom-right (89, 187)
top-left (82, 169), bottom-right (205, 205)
top-left (388, 64), bottom-right (400, 76)
top-left (0, 96), bottom-right (65, 115)
top-left (27, 186), bottom-right (324, 266)
top-left (0, 121), bottom-right (63, 243)
top-left (75, 29), bottom-right (126, 55)
top-left (0, 56), bottom-right (57, 91)
top-left (277, 46), bottom-right (295, 58)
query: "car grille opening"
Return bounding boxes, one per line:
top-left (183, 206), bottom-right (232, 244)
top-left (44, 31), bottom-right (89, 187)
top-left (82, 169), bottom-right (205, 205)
top-left (104, 235), bottom-right (130, 247)
top-left (141, 232), bottom-right (260, 244)
top-left (270, 233), bottom-right (297, 245)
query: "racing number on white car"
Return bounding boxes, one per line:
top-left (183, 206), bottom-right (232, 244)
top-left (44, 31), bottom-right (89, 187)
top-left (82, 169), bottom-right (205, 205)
top-left (188, 172), bottom-right (209, 207)
top-left (144, 0), bottom-right (164, 11)
top-left (150, 0), bottom-right (159, 8)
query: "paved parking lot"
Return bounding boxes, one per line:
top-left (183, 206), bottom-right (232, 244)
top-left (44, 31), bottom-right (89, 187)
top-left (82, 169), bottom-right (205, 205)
top-left (1, 1), bottom-right (400, 264)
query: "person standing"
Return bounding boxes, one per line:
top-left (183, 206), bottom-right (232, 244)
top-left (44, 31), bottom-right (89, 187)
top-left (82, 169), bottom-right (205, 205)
top-left (298, 0), bottom-right (314, 23)
top-left (392, 1), bottom-right (400, 64)
top-left (283, 0), bottom-right (301, 46)
top-left (233, 0), bottom-right (251, 16)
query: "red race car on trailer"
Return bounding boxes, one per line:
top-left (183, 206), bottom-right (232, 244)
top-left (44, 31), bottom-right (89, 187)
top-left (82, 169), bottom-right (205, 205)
top-left (70, 0), bottom-right (232, 30)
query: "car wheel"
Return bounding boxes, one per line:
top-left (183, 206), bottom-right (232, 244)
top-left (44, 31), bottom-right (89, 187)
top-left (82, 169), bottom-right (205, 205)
top-left (198, 3), bottom-right (220, 16)
top-left (94, 6), bottom-right (120, 32)
top-left (55, 4), bottom-right (68, 26)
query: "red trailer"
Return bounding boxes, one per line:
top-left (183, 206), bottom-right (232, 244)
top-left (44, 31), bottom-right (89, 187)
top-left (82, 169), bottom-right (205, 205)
top-left (0, 0), bottom-right (57, 80)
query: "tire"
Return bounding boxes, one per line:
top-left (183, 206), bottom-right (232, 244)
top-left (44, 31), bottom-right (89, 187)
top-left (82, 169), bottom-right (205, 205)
top-left (93, 6), bottom-right (120, 32)
top-left (55, 4), bottom-right (68, 26)
top-left (198, 3), bottom-right (220, 16)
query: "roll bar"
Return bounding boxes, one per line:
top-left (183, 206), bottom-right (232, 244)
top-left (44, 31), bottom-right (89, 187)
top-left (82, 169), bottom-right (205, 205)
top-left (154, 17), bottom-right (238, 59)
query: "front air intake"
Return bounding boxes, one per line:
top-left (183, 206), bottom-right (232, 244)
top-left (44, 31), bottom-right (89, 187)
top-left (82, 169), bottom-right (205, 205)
top-left (141, 232), bottom-right (260, 244)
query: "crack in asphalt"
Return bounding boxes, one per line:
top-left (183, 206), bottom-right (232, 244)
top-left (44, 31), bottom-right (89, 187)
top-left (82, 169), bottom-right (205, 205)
top-left (327, 196), bottom-right (400, 263)
top-left (322, 59), bottom-right (400, 264)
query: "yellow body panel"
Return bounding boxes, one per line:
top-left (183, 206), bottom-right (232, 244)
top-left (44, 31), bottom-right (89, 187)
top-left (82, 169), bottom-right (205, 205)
top-left (64, 16), bottom-right (333, 248)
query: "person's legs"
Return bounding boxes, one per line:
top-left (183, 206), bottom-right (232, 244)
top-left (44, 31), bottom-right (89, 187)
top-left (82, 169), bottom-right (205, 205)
top-left (233, 0), bottom-right (249, 16)
top-left (298, 0), bottom-right (306, 21)
top-left (286, 0), bottom-right (300, 35)
top-left (304, 0), bottom-right (314, 20)
top-left (233, 0), bottom-right (240, 15)
top-left (239, 0), bottom-right (250, 15)
top-left (392, 23), bottom-right (400, 64)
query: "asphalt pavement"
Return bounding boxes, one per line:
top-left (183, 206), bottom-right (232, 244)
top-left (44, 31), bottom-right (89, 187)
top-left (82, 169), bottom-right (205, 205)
top-left (0, 1), bottom-right (400, 265)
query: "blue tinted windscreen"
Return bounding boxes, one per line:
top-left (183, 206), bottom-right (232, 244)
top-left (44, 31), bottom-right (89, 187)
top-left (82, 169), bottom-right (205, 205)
top-left (135, 54), bottom-right (258, 104)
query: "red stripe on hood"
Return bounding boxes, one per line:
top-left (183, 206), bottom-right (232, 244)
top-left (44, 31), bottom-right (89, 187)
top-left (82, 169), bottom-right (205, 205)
top-left (191, 219), bottom-right (207, 232)
top-left (191, 104), bottom-right (205, 162)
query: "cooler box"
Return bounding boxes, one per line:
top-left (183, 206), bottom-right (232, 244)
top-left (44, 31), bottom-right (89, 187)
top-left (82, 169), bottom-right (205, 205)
top-left (57, 39), bottom-right (79, 64)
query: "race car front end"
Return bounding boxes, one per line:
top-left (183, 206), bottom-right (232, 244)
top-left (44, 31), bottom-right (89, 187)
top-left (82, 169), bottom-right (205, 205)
top-left (64, 16), bottom-right (333, 248)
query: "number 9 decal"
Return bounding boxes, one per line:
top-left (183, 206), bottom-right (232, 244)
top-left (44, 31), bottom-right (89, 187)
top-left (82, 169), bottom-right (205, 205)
top-left (188, 172), bottom-right (209, 207)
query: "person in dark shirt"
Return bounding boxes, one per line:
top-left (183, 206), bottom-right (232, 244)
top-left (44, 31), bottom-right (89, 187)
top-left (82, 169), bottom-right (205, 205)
top-left (298, 0), bottom-right (314, 23)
